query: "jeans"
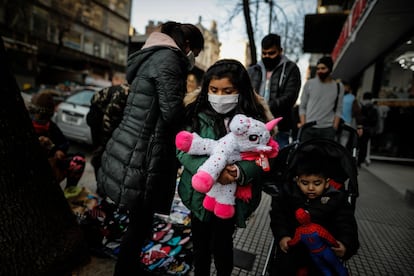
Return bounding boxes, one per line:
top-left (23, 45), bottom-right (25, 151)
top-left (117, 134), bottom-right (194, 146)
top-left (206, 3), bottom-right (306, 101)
top-left (275, 131), bottom-right (291, 149)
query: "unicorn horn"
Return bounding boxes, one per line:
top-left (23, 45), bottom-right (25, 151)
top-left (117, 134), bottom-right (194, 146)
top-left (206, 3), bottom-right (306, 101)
top-left (266, 117), bottom-right (283, 131)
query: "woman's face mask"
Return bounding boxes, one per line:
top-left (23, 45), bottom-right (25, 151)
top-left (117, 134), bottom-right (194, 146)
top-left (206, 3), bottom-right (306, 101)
top-left (208, 94), bottom-right (239, 114)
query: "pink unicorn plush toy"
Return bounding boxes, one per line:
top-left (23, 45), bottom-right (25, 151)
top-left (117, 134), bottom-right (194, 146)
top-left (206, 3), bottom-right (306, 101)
top-left (176, 114), bottom-right (281, 219)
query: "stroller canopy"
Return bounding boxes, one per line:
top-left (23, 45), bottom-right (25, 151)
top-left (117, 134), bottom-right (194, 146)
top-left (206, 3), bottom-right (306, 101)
top-left (268, 138), bottom-right (359, 201)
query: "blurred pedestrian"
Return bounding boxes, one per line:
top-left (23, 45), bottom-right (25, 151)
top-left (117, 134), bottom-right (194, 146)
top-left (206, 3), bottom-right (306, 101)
top-left (97, 21), bottom-right (204, 276)
top-left (30, 90), bottom-right (86, 188)
top-left (86, 73), bottom-right (130, 179)
top-left (358, 92), bottom-right (378, 166)
top-left (184, 70), bottom-right (203, 106)
top-left (337, 80), bottom-right (363, 148)
top-left (299, 56), bottom-right (344, 142)
top-left (248, 33), bottom-right (301, 148)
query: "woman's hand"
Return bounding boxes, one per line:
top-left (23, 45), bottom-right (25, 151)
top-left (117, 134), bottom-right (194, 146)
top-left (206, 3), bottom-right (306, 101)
top-left (217, 164), bottom-right (238, 185)
top-left (331, 240), bottom-right (347, 258)
top-left (279, 236), bottom-right (291, 253)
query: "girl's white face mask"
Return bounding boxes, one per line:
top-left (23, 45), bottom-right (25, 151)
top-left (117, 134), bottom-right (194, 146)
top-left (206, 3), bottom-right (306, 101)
top-left (208, 94), bottom-right (239, 114)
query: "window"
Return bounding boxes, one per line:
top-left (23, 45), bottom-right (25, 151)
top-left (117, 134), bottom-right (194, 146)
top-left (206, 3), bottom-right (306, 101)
top-left (32, 7), bottom-right (49, 40)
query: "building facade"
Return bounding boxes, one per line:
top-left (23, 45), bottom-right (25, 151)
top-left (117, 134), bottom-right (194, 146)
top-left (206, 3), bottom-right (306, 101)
top-left (129, 18), bottom-right (221, 74)
top-left (1, 0), bottom-right (132, 89)
top-left (331, 0), bottom-right (414, 161)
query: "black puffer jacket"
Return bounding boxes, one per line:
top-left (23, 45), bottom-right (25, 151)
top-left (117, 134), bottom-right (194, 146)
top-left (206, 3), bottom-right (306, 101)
top-left (248, 57), bottom-right (301, 132)
top-left (98, 33), bottom-right (189, 214)
top-left (270, 183), bottom-right (359, 261)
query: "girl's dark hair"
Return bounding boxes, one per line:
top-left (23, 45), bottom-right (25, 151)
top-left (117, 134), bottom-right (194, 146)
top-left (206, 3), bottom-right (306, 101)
top-left (187, 59), bottom-right (266, 134)
top-left (160, 21), bottom-right (186, 51)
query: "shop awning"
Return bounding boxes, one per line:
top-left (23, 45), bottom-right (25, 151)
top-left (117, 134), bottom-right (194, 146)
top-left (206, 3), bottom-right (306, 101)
top-left (332, 0), bottom-right (414, 81)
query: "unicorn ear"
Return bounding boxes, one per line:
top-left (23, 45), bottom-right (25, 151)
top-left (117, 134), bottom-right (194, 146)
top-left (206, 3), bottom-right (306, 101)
top-left (230, 114), bottom-right (250, 135)
top-left (266, 117), bottom-right (283, 131)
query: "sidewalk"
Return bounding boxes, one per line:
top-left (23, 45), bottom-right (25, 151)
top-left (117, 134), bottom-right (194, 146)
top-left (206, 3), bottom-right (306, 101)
top-left (363, 160), bottom-right (414, 201)
top-left (75, 160), bottom-right (414, 276)
top-left (224, 160), bottom-right (414, 276)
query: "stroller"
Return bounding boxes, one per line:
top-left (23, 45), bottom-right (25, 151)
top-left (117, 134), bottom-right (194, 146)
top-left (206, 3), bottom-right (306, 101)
top-left (261, 122), bottom-right (359, 276)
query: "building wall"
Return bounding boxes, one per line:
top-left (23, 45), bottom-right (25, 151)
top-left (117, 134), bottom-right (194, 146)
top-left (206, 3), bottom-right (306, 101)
top-left (0, 0), bottom-right (132, 88)
top-left (129, 19), bottom-right (221, 73)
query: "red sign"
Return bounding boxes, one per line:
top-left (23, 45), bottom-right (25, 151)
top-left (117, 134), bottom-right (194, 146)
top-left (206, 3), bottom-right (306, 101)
top-left (332, 0), bottom-right (368, 61)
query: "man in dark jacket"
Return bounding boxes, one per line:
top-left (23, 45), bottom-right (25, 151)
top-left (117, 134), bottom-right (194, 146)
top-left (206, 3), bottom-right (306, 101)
top-left (248, 33), bottom-right (302, 148)
top-left (97, 21), bottom-right (204, 276)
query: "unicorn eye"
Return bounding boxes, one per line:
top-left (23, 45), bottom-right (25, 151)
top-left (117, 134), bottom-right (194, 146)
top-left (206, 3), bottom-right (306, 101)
top-left (249, 134), bottom-right (259, 142)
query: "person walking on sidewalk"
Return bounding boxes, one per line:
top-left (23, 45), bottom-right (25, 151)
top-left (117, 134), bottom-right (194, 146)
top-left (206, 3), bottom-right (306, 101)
top-left (337, 80), bottom-right (363, 148)
top-left (97, 21), bottom-right (204, 276)
top-left (248, 33), bottom-right (301, 148)
top-left (357, 92), bottom-right (378, 167)
top-left (299, 56), bottom-right (344, 142)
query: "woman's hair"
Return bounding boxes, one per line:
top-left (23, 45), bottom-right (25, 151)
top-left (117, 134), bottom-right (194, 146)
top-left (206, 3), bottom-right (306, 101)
top-left (160, 21), bottom-right (186, 51)
top-left (187, 59), bottom-right (266, 134)
top-left (181, 23), bottom-right (204, 52)
top-left (160, 22), bottom-right (204, 53)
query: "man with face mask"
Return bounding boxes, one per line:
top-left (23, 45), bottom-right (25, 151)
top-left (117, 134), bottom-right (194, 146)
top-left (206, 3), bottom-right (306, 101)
top-left (248, 33), bottom-right (302, 148)
top-left (298, 56), bottom-right (344, 142)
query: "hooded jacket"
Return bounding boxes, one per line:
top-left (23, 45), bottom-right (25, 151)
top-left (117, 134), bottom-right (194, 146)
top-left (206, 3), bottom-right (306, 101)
top-left (177, 112), bottom-right (265, 228)
top-left (270, 183), bottom-right (359, 260)
top-left (97, 32), bottom-right (189, 214)
top-left (248, 56), bottom-right (301, 132)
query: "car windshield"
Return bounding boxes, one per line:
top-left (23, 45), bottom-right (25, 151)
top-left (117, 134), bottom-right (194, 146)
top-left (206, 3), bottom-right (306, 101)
top-left (66, 90), bottom-right (94, 106)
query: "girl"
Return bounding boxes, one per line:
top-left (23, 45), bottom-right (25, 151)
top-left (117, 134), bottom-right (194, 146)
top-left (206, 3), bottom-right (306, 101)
top-left (177, 59), bottom-right (269, 276)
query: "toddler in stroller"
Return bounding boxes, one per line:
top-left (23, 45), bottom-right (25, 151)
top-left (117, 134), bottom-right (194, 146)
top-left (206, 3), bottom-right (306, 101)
top-left (264, 129), bottom-right (360, 276)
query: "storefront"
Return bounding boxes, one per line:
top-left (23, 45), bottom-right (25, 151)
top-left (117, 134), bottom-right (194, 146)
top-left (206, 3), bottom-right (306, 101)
top-left (331, 0), bottom-right (414, 162)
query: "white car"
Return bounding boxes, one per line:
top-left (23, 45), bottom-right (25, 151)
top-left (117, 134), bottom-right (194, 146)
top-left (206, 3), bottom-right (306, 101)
top-left (53, 89), bottom-right (97, 145)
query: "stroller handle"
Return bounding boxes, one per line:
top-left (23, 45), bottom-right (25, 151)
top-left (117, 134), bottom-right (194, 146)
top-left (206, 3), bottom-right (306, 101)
top-left (296, 121), bottom-right (317, 144)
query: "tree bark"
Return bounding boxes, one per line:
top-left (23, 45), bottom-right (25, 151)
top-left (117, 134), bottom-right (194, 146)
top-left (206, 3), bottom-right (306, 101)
top-left (0, 36), bottom-right (89, 275)
top-left (243, 0), bottom-right (257, 65)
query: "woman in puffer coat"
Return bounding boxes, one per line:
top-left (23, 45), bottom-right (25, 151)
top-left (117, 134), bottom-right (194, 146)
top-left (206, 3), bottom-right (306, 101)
top-left (97, 21), bottom-right (204, 276)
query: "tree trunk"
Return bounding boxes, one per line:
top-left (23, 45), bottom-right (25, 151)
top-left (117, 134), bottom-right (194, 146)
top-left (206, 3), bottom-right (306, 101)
top-left (243, 0), bottom-right (257, 65)
top-left (0, 37), bottom-right (89, 275)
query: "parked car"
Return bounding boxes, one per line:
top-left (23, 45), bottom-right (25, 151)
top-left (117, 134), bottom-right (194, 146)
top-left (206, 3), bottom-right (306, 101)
top-left (53, 88), bottom-right (98, 145)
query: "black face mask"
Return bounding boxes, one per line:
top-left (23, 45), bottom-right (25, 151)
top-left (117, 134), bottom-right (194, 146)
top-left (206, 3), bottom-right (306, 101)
top-left (262, 55), bottom-right (281, 71)
top-left (317, 72), bottom-right (330, 81)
